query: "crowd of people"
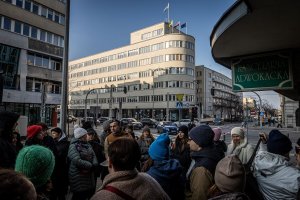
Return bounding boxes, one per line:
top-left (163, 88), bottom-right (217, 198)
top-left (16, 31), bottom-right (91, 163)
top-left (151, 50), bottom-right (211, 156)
top-left (0, 110), bottom-right (299, 200)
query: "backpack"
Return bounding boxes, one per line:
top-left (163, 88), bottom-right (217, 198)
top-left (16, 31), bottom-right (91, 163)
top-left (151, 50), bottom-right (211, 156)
top-left (243, 139), bottom-right (264, 200)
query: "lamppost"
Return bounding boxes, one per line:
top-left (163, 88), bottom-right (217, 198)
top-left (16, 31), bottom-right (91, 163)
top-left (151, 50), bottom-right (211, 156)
top-left (252, 91), bottom-right (263, 129)
top-left (193, 80), bottom-right (201, 122)
top-left (84, 88), bottom-right (97, 121)
top-left (149, 68), bottom-right (164, 119)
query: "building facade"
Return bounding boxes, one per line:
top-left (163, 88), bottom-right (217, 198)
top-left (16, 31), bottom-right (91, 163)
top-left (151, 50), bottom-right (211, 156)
top-left (195, 65), bottom-right (243, 120)
top-left (281, 96), bottom-right (299, 128)
top-left (0, 0), bottom-right (66, 126)
top-left (69, 22), bottom-right (195, 121)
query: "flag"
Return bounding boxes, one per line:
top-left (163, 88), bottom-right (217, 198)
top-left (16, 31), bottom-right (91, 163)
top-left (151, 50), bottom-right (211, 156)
top-left (174, 21), bottom-right (180, 28)
top-left (181, 22), bottom-right (186, 29)
top-left (163, 3), bottom-right (169, 12)
top-left (168, 20), bottom-right (173, 28)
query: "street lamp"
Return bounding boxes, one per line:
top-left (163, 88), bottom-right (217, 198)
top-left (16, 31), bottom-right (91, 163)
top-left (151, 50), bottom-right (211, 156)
top-left (84, 88), bottom-right (97, 121)
top-left (193, 80), bottom-right (201, 122)
top-left (149, 68), bottom-right (165, 119)
top-left (252, 91), bottom-right (263, 129)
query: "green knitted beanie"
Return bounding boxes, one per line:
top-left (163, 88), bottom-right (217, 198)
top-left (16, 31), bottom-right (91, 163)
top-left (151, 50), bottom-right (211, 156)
top-left (15, 145), bottom-right (55, 188)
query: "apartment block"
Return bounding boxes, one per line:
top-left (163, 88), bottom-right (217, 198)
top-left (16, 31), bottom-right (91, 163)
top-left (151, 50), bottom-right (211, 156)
top-left (0, 0), bottom-right (66, 126)
top-left (69, 22), bottom-right (195, 121)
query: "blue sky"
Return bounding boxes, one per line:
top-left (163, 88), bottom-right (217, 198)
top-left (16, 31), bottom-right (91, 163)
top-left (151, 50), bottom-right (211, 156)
top-left (69, 0), bottom-right (280, 108)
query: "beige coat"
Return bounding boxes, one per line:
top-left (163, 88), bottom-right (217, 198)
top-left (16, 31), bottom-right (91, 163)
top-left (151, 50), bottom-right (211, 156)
top-left (91, 170), bottom-right (170, 200)
top-left (185, 166), bottom-right (214, 200)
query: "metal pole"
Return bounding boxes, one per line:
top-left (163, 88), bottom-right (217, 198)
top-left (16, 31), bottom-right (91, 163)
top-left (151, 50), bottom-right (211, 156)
top-left (109, 85), bottom-right (113, 118)
top-left (84, 89), bottom-right (93, 121)
top-left (60, 0), bottom-right (70, 133)
top-left (152, 82), bottom-right (155, 119)
top-left (166, 92), bottom-right (169, 121)
top-left (252, 91), bottom-right (262, 129)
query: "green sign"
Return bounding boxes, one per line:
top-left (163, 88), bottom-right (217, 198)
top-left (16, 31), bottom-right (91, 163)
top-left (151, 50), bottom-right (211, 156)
top-left (232, 54), bottom-right (293, 92)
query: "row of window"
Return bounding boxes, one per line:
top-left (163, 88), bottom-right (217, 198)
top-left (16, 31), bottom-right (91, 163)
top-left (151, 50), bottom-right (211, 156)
top-left (70, 40), bottom-right (195, 70)
top-left (26, 78), bottom-right (61, 94)
top-left (2, 0), bottom-right (65, 25)
top-left (70, 94), bottom-right (194, 105)
top-left (70, 54), bottom-right (194, 79)
top-left (0, 15), bottom-right (64, 47)
top-left (141, 28), bottom-right (163, 40)
top-left (27, 52), bottom-right (62, 71)
top-left (72, 67), bottom-right (194, 87)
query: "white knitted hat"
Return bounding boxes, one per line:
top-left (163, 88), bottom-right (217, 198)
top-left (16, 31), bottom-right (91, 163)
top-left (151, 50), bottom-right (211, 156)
top-left (74, 128), bottom-right (87, 139)
top-left (230, 127), bottom-right (245, 138)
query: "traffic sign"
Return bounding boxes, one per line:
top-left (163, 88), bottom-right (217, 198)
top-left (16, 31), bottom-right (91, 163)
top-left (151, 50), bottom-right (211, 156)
top-left (260, 112), bottom-right (264, 116)
top-left (176, 101), bottom-right (183, 109)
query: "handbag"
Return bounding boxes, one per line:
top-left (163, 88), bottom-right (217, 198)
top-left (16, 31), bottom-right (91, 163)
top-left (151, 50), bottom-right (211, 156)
top-left (243, 138), bottom-right (264, 200)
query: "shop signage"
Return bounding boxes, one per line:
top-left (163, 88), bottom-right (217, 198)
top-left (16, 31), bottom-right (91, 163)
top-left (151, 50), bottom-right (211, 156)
top-left (232, 54), bottom-right (293, 92)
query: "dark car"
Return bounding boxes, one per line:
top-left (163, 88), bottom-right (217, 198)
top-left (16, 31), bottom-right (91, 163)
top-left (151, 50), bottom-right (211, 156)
top-left (157, 121), bottom-right (178, 135)
top-left (140, 118), bottom-right (158, 128)
top-left (98, 117), bottom-right (109, 124)
top-left (213, 118), bottom-right (224, 125)
top-left (120, 118), bottom-right (143, 130)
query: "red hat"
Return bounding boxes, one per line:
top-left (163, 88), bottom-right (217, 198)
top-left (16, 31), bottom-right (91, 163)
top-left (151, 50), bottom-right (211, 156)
top-left (27, 125), bottom-right (42, 139)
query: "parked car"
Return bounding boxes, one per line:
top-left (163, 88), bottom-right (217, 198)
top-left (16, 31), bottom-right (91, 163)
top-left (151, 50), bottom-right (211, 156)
top-left (120, 118), bottom-right (143, 130)
top-left (174, 119), bottom-right (191, 127)
top-left (81, 117), bottom-right (100, 126)
top-left (140, 118), bottom-right (158, 128)
top-left (98, 117), bottom-right (109, 124)
top-left (157, 121), bottom-right (178, 135)
top-left (213, 118), bottom-right (224, 125)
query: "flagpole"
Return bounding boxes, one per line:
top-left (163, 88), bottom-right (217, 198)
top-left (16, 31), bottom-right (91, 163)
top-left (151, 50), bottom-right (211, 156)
top-left (186, 22), bottom-right (188, 34)
top-left (168, 3), bottom-right (170, 23)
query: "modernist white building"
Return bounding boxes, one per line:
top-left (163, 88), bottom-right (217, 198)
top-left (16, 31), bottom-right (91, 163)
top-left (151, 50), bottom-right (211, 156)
top-left (195, 65), bottom-right (243, 120)
top-left (0, 0), bottom-right (66, 126)
top-left (69, 22), bottom-right (196, 121)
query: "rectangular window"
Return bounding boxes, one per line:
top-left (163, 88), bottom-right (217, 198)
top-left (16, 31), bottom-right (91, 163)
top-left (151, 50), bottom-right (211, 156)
top-left (34, 82), bottom-right (42, 92)
top-left (60, 14), bottom-right (65, 25)
top-left (35, 55), bottom-right (42, 66)
top-left (54, 13), bottom-right (59, 23)
top-left (53, 35), bottom-right (59, 46)
top-left (32, 3), bottom-right (39, 14)
top-left (47, 32), bottom-right (53, 43)
top-left (16, 0), bottom-right (23, 8)
top-left (14, 21), bottom-right (22, 34)
top-left (23, 24), bottom-right (30, 36)
top-left (42, 57), bottom-right (49, 68)
top-left (24, 0), bottom-right (31, 11)
top-left (31, 27), bottom-right (37, 38)
top-left (59, 37), bottom-right (64, 47)
top-left (41, 7), bottom-right (47, 17)
top-left (3, 17), bottom-right (11, 31)
top-left (47, 9), bottom-right (53, 20)
top-left (27, 53), bottom-right (35, 65)
top-left (40, 30), bottom-right (46, 42)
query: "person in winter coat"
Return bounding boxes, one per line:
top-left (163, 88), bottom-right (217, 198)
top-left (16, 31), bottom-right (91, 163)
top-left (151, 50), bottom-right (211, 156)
top-left (91, 138), bottom-right (170, 200)
top-left (25, 125), bottom-right (45, 146)
top-left (68, 128), bottom-right (98, 200)
top-left (146, 133), bottom-right (185, 200)
top-left (212, 128), bottom-right (227, 158)
top-left (226, 127), bottom-right (253, 164)
top-left (207, 155), bottom-right (250, 200)
top-left (253, 130), bottom-right (300, 200)
top-left (0, 169), bottom-right (37, 200)
top-left (137, 126), bottom-right (155, 164)
top-left (15, 145), bottom-right (55, 200)
top-left (171, 125), bottom-right (191, 177)
top-left (51, 127), bottom-right (70, 200)
top-left (185, 125), bottom-right (223, 200)
top-left (0, 111), bottom-right (20, 169)
top-left (86, 128), bottom-right (105, 193)
top-left (36, 122), bottom-right (58, 154)
top-left (295, 138), bottom-right (300, 168)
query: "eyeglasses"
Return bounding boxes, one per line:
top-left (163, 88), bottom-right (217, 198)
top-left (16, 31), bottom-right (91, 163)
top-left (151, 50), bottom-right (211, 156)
top-left (295, 146), bottom-right (300, 154)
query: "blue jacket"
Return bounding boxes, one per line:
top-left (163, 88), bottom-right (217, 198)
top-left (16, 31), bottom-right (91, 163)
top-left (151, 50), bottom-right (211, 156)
top-left (147, 159), bottom-right (184, 200)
